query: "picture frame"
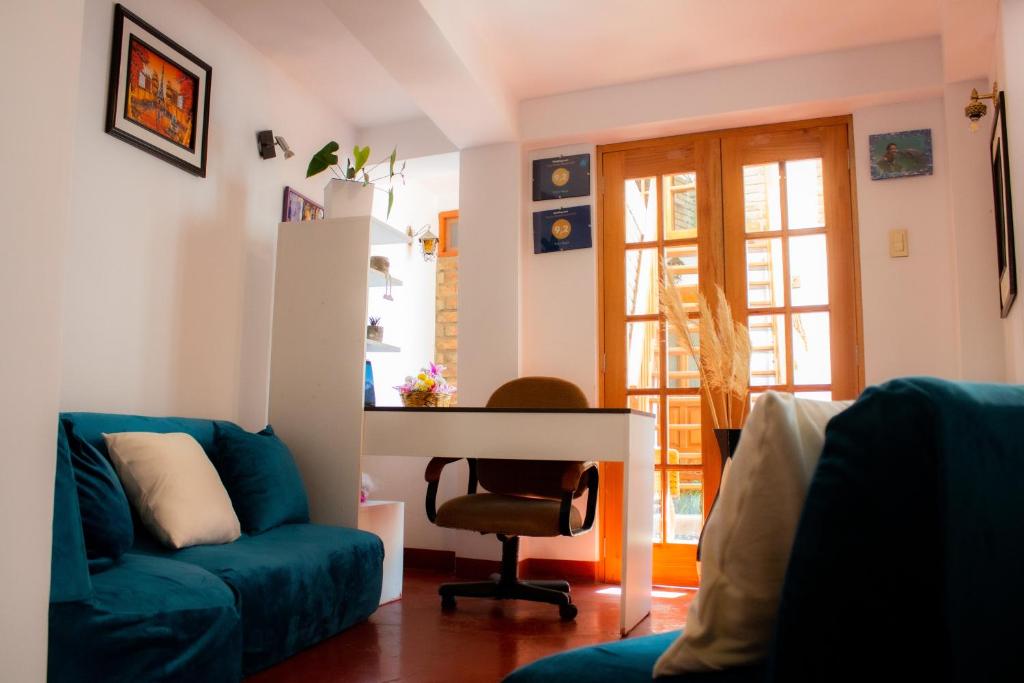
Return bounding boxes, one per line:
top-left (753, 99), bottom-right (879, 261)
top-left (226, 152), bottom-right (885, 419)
top-left (282, 187), bottom-right (324, 222)
top-left (532, 153), bottom-right (591, 200)
top-left (991, 91), bottom-right (1017, 318)
top-left (532, 205), bottom-right (593, 254)
top-left (105, 4), bottom-right (212, 177)
top-left (868, 129), bottom-right (933, 180)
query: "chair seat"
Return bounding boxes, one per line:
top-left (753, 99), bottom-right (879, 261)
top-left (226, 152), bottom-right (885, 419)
top-left (436, 493), bottom-right (582, 537)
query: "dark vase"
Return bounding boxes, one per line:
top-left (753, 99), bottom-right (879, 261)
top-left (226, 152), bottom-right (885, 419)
top-left (699, 428), bottom-right (743, 564)
top-left (713, 428), bottom-right (743, 474)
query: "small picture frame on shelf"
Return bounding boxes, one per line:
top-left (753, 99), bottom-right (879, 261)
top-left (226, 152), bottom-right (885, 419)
top-left (282, 186), bottom-right (324, 222)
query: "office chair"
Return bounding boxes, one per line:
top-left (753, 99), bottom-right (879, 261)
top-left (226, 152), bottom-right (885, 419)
top-left (423, 377), bottom-right (599, 620)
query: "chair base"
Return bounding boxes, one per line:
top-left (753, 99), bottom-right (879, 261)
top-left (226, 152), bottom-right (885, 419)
top-left (438, 535), bottom-right (578, 620)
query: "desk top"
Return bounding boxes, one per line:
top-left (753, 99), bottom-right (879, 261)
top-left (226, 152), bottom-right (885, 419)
top-left (365, 406), bottom-right (653, 416)
top-left (362, 407), bottom-right (655, 462)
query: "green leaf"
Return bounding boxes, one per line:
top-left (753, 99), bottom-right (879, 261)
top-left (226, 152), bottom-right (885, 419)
top-left (352, 145), bottom-right (370, 174)
top-left (387, 187), bottom-right (394, 218)
top-left (345, 161), bottom-right (355, 180)
top-left (388, 147), bottom-right (397, 177)
top-left (306, 141), bottom-right (340, 178)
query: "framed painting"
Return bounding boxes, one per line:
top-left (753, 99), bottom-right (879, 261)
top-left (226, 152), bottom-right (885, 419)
top-left (105, 4), bottom-right (212, 177)
top-left (868, 129), bottom-right (933, 180)
top-left (991, 92), bottom-right (1017, 318)
top-left (282, 187), bottom-right (324, 222)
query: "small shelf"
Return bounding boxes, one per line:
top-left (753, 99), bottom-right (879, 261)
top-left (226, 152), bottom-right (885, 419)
top-left (371, 218), bottom-right (407, 245)
top-left (366, 339), bottom-right (401, 353)
top-left (368, 268), bottom-right (402, 288)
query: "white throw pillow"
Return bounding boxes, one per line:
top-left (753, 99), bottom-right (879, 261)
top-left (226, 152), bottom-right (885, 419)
top-left (654, 392), bottom-right (851, 676)
top-left (104, 432), bottom-right (241, 549)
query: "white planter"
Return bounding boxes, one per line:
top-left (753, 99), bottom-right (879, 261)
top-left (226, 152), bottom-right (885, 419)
top-left (324, 179), bottom-right (374, 219)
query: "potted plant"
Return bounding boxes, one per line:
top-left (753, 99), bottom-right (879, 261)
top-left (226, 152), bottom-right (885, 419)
top-left (395, 362), bottom-right (455, 408)
top-left (367, 316), bottom-right (384, 343)
top-left (306, 143), bottom-right (406, 218)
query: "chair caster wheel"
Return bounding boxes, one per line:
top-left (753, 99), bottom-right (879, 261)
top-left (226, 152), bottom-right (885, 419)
top-left (441, 595), bottom-right (457, 611)
top-left (559, 603), bottom-right (578, 621)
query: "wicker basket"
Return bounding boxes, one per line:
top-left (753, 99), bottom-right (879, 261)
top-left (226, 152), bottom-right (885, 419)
top-left (400, 391), bottom-right (453, 408)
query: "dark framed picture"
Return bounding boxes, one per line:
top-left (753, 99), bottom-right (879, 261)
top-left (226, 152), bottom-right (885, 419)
top-left (105, 4), bottom-right (212, 177)
top-left (868, 129), bottom-right (933, 180)
top-left (532, 153), bottom-right (591, 200)
top-left (532, 205), bottom-right (592, 254)
top-left (991, 92), bottom-right (1017, 318)
top-left (282, 187), bottom-right (324, 222)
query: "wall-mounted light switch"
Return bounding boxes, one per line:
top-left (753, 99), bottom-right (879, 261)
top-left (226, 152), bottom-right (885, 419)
top-left (889, 228), bottom-right (909, 258)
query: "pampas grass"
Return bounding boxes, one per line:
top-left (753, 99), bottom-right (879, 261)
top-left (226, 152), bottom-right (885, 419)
top-left (660, 266), bottom-right (751, 428)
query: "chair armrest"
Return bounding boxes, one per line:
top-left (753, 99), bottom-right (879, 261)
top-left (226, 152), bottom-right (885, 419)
top-left (425, 457), bottom-right (460, 483)
top-left (559, 464), bottom-right (599, 537)
top-left (424, 457), bottom-right (478, 523)
top-left (559, 461), bottom-right (598, 494)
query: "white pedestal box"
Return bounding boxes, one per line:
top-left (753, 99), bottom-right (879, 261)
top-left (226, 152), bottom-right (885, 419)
top-left (358, 500), bottom-right (404, 604)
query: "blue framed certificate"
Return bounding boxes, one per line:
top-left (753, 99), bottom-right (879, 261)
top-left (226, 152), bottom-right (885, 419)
top-left (533, 205), bottom-right (592, 254)
top-left (532, 154), bottom-right (591, 200)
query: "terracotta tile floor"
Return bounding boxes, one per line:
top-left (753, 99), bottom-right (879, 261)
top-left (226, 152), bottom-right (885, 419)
top-left (248, 568), bottom-right (695, 683)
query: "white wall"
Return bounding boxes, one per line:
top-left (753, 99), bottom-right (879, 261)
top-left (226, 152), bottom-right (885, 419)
top-left (994, 0), bottom-right (1024, 381)
top-left (0, 0), bottom-right (84, 678)
top-left (60, 0), bottom-right (352, 428)
top-left (519, 144), bottom-right (600, 563)
top-left (852, 99), bottom-right (961, 384)
top-left (943, 80), bottom-right (1006, 381)
top-left (458, 143), bottom-right (523, 406)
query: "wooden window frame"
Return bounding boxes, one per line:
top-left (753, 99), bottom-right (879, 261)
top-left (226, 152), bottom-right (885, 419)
top-left (438, 209), bottom-right (459, 257)
top-left (596, 115), bottom-right (865, 585)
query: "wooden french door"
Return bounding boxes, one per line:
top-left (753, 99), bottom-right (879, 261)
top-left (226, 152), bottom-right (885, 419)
top-left (599, 118), bottom-right (862, 587)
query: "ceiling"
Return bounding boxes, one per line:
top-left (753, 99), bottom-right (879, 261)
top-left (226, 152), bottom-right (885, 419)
top-left (420, 0), bottom-right (943, 101)
top-left (199, 0), bottom-right (422, 128)
top-left (204, 0), bottom-right (952, 138)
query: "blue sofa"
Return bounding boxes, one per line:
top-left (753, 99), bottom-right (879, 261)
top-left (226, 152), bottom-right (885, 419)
top-left (48, 412), bottom-right (384, 682)
top-left (506, 378), bottom-right (1024, 682)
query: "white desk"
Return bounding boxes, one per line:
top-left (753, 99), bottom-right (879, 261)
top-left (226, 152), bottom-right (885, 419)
top-left (362, 406), bottom-right (655, 635)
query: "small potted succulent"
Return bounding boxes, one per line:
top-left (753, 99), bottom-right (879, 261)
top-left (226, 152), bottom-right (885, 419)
top-left (395, 362), bottom-right (455, 408)
top-left (367, 316), bottom-right (384, 343)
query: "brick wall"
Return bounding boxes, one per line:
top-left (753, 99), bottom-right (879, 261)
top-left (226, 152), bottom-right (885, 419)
top-left (435, 256), bottom-right (458, 401)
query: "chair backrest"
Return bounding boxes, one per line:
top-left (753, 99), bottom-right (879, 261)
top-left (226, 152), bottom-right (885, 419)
top-left (476, 377), bottom-right (589, 499)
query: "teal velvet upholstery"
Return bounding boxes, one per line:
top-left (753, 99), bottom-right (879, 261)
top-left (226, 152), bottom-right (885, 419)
top-left (504, 631), bottom-right (765, 683)
top-left (769, 378), bottom-right (1024, 682)
top-left (50, 420), bottom-right (92, 603)
top-left (49, 553), bottom-right (241, 683)
top-left (507, 378), bottom-right (1024, 683)
top-left (137, 523), bottom-right (384, 675)
top-left (61, 412), bottom-right (221, 458)
top-left (51, 412), bottom-right (385, 679)
top-left (212, 422), bottom-right (310, 534)
top-left (62, 418), bottom-right (133, 570)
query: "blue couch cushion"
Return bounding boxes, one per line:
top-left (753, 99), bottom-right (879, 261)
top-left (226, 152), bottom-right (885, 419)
top-left (504, 631), bottom-right (765, 682)
top-left (62, 418), bottom-right (134, 570)
top-left (211, 422), bottom-right (310, 534)
top-left (60, 412), bottom-right (222, 459)
top-left (50, 420), bottom-right (92, 603)
top-left (770, 378), bottom-right (1024, 682)
top-left (48, 553), bottom-right (241, 683)
top-left (138, 523), bottom-right (384, 674)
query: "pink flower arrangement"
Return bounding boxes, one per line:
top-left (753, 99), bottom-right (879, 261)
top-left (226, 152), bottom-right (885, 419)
top-left (395, 362), bottom-right (455, 395)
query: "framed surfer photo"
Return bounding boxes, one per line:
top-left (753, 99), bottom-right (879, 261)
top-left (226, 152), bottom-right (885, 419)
top-left (105, 4), bottom-right (212, 177)
top-left (532, 153), bottom-right (591, 200)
